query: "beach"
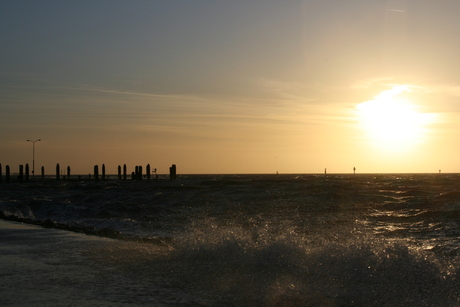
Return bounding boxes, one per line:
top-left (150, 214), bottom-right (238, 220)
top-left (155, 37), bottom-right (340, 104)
top-left (0, 220), bottom-right (199, 307)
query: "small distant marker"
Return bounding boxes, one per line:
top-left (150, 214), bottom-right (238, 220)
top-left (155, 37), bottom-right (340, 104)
top-left (353, 167), bottom-right (356, 174)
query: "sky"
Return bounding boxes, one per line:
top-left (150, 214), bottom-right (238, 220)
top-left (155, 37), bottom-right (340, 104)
top-left (1, 0), bottom-right (460, 174)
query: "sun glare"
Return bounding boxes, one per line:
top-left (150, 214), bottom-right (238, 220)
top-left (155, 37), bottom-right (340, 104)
top-left (356, 85), bottom-right (431, 152)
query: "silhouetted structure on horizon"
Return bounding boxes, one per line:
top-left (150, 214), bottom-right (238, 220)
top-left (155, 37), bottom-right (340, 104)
top-left (170, 164), bottom-right (177, 180)
top-left (56, 164), bottom-right (60, 181)
top-left (0, 162), bottom-right (176, 183)
top-left (94, 165), bottom-right (99, 181)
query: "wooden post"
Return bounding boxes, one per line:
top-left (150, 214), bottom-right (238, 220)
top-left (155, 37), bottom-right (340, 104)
top-left (41, 166), bottom-right (44, 180)
top-left (102, 164), bottom-right (106, 181)
top-left (94, 165), bottom-right (99, 181)
top-left (6, 165), bottom-right (10, 183)
top-left (123, 164), bottom-right (127, 180)
top-left (138, 165), bottom-right (142, 180)
top-left (67, 166), bottom-right (71, 180)
top-left (19, 165), bottom-right (24, 182)
top-left (118, 165), bottom-right (121, 180)
top-left (56, 164), bottom-right (60, 181)
top-left (25, 164), bottom-right (30, 182)
top-left (170, 164), bottom-right (176, 180)
top-left (131, 171), bottom-right (135, 180)
top-left (146, 164), bottom-right (150, 180)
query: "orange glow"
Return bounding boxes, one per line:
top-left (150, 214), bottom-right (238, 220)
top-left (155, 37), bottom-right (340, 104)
top-left (356, 85), bottom-right (435, 152)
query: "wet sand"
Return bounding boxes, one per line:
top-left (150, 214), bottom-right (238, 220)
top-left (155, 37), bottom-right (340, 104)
top-left (0, 220), bottom-right (185, 306)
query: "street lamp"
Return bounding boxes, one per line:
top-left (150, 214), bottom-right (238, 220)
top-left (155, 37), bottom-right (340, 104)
top-left (27, 139), bottom-right (41, 179)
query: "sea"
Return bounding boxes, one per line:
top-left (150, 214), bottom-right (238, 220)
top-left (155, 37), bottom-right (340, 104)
top-left (1, 173), bottom-right (460, 306)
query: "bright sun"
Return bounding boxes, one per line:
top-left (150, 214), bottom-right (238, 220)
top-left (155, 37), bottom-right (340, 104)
top-left (356, 85), bottom-right (431, 152)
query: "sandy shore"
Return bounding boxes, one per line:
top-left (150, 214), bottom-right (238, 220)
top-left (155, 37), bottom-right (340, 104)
top-left (0, 220), bottom-right (188, 307)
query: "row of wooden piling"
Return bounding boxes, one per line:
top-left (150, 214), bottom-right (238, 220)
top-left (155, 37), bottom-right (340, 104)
top-left (0, 163), bottom-right (177, 183)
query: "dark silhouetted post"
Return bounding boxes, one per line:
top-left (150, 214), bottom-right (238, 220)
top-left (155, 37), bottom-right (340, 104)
top-left (353, 167), bottom-right (356, 174)
top-left (94, 165), bottom-right (99, 181)
top-left (169, 164), bottom-right (176, 180)
top-left (146, 164), bottom-right (150, 180)
top-left (6, 165), bottom-right (10, 183)
top-left (19, 165), bottom-right (24, 182)
top-left (118, 165), bottom-right (121, 180)
top-left (131, 171), bottom-right (135, 180)
top-left (102, 164), bottom-right (106, 180)
top-left (41, 166), bottom-right (44, 180)
top-left (25, 164), bottom-right (30, 182)
top-left (138, 165), bottom-right (142, 180)
top-left (123, 164), bottom-right (127, 180)
top-left (67, 166), bottom-right (71, 180)
top-left (56, 164), bottom-right (60, 181)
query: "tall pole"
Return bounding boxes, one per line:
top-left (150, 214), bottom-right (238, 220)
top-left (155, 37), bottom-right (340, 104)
top-left (27, 139), bottom-right (41, 180)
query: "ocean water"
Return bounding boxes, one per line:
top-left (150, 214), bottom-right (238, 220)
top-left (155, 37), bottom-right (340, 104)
top-left (1, 174), bottom-right (460, 306)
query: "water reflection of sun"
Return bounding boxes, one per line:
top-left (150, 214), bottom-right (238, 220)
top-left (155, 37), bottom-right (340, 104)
top-left (356, 85), bottom-right (434, 152)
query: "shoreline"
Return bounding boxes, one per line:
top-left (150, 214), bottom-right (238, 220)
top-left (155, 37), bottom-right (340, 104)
top-left (0, 220), bottom-right (181, 306)
top-left (0, 220), bottom-right (122, 306)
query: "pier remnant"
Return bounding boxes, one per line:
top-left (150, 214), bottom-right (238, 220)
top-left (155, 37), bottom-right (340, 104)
top-left (25, 164), bottom-right (30, 182)
top-left (6, 165), bottom-right (10, 183)
top-left (133, 165), bottom-right (143, 180)
top-left (169, 164), bottom-right (176, 180)
top-left (146, 164), bottom-right (150, 180)
top-left (56, 164), bottom-right (60, 181)
top-left (102, 164), bottom-right (106, 180)
top-left (94, 165), bottom-right (99, 181)
top-left (123, 164), bottom-right (127, 180)
top-left (118, 165), bottom-right (122, 180)
top-left (67, 166), bottom-right (71, 179)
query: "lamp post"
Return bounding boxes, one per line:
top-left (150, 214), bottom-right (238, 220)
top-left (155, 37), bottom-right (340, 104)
top-left (27, 139), bottom-right (41, 180)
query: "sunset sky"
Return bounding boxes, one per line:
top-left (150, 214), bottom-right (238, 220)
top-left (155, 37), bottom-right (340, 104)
top-left (2, 0), bottom-right (460, 174)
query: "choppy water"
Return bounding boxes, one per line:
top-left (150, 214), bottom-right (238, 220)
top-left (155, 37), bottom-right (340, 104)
top-left (1, 174), bottom-right (460, 305)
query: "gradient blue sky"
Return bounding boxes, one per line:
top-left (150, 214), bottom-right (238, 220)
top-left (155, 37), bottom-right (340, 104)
top-left (2, 0), bottom-right (460, 174)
